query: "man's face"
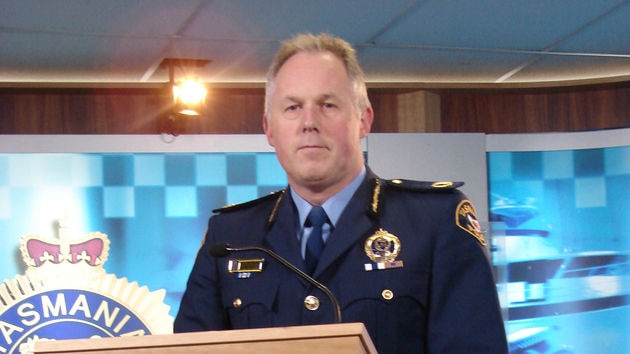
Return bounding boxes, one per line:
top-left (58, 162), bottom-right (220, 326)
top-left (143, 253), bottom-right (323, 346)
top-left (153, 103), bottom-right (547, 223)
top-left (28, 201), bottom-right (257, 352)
top-left (263, 51), bottom-right (373, 196)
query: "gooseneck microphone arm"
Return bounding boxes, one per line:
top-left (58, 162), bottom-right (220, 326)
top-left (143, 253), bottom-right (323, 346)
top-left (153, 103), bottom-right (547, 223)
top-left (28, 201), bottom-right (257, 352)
top-left (209, 242), bottom-right (342, 324)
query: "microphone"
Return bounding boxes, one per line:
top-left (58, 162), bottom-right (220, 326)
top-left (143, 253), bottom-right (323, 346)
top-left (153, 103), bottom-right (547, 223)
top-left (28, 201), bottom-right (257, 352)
top-left (209, 242), bottom-right (341, 323)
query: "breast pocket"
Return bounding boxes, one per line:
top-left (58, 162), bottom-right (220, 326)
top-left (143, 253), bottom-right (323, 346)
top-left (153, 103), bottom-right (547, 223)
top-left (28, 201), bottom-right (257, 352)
top-left (221, 274), bottom-right (280, 329)
top-left (338, 268), bottom-right (429, 310)
top-left (336, 267), bottom-right (430, 352)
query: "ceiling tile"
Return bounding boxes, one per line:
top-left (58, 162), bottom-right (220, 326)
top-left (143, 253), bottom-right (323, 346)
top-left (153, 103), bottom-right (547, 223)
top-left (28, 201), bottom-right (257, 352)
top-left (0, 0), bottom-right (628, 84)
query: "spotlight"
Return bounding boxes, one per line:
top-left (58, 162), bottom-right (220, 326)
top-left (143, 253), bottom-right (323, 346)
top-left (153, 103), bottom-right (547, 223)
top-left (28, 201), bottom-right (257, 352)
top-left (160, 58), bottom-right (211, 117)
top-left (173, 78), bottom-right (207, 116)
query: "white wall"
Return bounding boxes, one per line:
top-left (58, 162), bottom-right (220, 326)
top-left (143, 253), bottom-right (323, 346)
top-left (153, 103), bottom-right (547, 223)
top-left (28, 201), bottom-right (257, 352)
top-left (367, 133), bottom-right (488, 221)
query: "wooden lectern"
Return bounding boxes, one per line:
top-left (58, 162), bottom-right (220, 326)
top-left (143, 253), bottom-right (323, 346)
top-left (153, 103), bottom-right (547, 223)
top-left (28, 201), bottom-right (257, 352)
top-left (33, 322), bottom-right (377, 354)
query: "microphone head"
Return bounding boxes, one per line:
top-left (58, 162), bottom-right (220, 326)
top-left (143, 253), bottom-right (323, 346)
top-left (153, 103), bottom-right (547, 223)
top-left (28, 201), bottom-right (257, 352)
top-left (208, 242), bottom-right (233, 258)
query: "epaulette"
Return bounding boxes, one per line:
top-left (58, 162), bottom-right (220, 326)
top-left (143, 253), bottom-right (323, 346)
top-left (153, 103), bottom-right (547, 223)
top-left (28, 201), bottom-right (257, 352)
top-left (384, 179), bottom-right (464, 191)
top-left (366, 178), bottom-right (463, 219)
top-left (212, 189), bottom-right (285, 214)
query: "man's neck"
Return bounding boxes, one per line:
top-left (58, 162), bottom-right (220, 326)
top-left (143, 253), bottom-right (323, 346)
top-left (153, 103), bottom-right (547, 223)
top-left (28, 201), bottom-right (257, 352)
top-left (290, 165), bottom-right (365, 206)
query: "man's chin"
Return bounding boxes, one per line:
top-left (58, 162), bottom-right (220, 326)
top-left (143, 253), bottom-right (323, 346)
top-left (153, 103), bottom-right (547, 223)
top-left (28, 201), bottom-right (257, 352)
top-left (298, 170), bottom-right (331, 188)
top-left (302, 173), bottom-right (328, 185)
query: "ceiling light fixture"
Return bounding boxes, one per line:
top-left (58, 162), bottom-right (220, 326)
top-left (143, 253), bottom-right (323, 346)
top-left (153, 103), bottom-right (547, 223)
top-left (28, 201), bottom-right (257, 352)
top-left (160, 58), bottom-right (211, 117)
top-left (173, 79), bottom-right (207, 116)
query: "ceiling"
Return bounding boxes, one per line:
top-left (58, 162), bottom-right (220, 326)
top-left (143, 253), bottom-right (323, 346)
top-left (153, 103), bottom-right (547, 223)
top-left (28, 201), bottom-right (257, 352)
top-left (1, 0), bottom-right (630, 88)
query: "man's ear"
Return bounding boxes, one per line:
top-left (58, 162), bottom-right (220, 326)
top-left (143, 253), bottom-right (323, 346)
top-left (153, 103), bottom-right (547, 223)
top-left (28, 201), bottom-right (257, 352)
top-left (263, 114), bottom-right (274, 146)
top-left (359, 107), bottom-right (374, 138)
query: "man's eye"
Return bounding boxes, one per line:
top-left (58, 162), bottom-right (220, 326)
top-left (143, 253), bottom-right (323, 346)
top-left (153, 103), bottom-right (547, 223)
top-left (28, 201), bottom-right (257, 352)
top-left (322, 102), bottom-right (336, 109)
top-left (286, 105), bottom-right (300, 112)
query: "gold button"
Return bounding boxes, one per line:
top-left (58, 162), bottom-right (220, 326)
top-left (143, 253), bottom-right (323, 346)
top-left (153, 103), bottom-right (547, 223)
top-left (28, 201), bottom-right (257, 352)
top-left (304, 295), bottom-right (320, 311)
top-left (381, 289), bottom-right (394, 300)
top-left (391, 179), bottom-right (403, 184)
top-left (233, 298), bottom-right (242, 308)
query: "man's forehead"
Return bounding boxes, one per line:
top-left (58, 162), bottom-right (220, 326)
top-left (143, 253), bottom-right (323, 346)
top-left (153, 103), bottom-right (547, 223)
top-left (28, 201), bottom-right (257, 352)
top-left (277, 51), bottom-right (346, 78)
top-left (269, 51), bottom-right (354, 105)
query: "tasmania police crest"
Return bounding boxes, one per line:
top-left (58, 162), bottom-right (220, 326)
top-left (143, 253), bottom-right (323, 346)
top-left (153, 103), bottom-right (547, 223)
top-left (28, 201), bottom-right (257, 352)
top-left (0, 217), bottom-right (173, 354)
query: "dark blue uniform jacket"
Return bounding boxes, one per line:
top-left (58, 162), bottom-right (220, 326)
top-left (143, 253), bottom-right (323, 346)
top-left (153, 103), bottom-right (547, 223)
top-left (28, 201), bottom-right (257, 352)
top-left (174, 168), bottom-right (508, 353)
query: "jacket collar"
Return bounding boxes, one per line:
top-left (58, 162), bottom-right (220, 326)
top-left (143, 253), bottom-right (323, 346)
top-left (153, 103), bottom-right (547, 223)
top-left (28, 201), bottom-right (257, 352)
top-left (264, 167), bottom-right (382, 277)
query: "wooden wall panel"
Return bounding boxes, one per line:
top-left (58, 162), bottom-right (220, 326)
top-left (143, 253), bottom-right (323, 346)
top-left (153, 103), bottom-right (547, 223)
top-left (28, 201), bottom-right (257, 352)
top-left (368, 90), bottom-right (399, 133)
top-left (1, 83), bottom-right (628, 135)
top-left (167, 89), bottom-right (265, 135)
top-left (0, 89), bottom-right (169, 134)
top-left (440, 83), bottom-right (630, 133)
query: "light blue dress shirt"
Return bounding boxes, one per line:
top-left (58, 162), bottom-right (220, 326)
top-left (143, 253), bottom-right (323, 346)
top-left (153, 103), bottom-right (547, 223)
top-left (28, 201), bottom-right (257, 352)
top-left (291, 166), bottom-right (366, 259)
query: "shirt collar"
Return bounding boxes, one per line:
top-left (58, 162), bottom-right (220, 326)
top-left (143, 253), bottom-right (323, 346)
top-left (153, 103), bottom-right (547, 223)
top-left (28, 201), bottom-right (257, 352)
top-left (291, 165), bottom-right (366, 227)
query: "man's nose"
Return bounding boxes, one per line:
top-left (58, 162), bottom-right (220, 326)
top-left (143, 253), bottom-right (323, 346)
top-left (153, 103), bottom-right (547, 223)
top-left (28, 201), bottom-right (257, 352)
top-left (302, 105), bottom-right (320, 130)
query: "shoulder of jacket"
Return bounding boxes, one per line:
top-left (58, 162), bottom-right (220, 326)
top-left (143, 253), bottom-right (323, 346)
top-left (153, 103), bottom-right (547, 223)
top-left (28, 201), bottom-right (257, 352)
top-left (383, 179), bottom-right (464, 192)
top-left (212, 189), bottom-right (285, 214)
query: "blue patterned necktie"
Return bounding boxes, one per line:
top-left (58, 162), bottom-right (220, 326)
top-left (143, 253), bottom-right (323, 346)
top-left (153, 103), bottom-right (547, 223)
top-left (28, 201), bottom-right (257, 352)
top-left (304, 206), bottom-right (328, 275)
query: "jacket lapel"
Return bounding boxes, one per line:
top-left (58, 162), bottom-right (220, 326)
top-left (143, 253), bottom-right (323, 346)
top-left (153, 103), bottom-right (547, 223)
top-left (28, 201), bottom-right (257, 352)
top-left (263, 190), bottom-right (305, 269)
top-left (313, 172), bottom-right (379, 277)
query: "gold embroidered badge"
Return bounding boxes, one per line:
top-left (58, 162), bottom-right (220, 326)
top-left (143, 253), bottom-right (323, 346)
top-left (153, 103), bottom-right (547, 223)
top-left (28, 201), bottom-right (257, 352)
top-left (455, 199), bottom-right (486, 246)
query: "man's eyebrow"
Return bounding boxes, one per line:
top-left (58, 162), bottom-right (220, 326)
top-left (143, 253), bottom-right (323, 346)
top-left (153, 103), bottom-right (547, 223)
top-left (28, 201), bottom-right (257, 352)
top-left (280, 93), bottom-right (340, 105)
top-left (314, 93), bottom-right (342, 103)
top-left (284, 95), bottom-right (302, 103)
top-left (318, 93), bottom-right (336, 101)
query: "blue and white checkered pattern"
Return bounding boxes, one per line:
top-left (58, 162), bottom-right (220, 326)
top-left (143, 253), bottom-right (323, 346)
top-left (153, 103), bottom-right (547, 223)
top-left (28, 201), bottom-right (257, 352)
top-left (487, 146), bottom-right (630, 252)
top-left (0, 152), bottom-right (286, 317)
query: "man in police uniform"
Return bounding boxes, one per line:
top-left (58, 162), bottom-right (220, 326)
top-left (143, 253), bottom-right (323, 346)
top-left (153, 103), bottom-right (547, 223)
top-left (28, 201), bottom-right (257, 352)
top-left (174, 33), bottom-right (508, 353)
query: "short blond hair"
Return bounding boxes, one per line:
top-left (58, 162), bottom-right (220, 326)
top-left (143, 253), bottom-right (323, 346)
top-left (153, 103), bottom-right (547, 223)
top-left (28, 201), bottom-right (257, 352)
top-left (264, 33), bottom-right (371, 115)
